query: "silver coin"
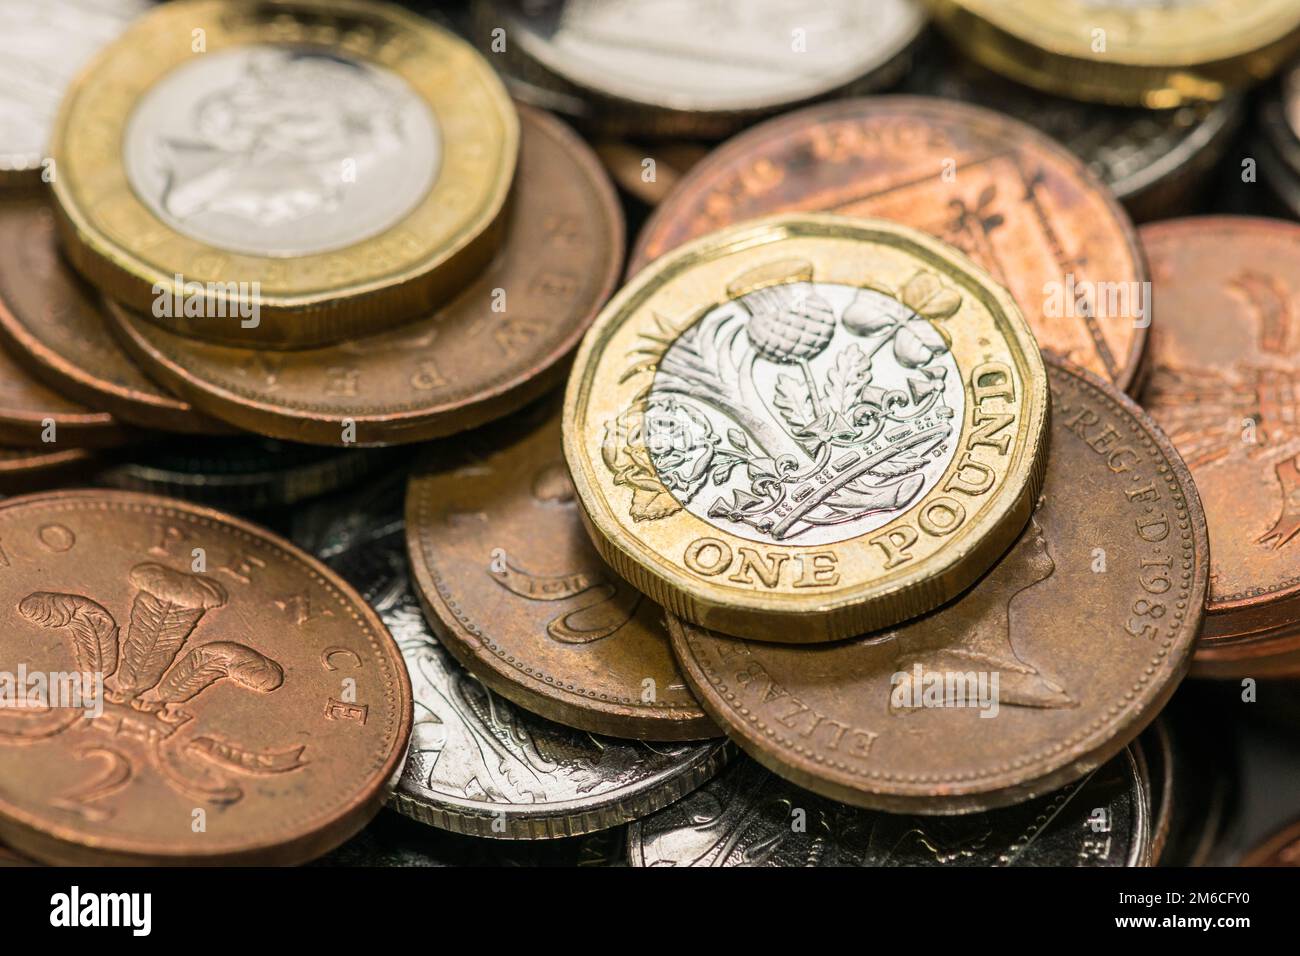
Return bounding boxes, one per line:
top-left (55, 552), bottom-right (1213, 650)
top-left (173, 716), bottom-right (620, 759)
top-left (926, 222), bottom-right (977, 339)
top-left (122, 46), bottom-right (440, 257)
top-left (908, 45), bottom-right (1240, 220)
top-left (629, 750), bottom-right (1152, 866)
top-left (479, 0), bottom-right (923, 135)
top-left (329, 527), bottom-right (730, 840)
top-left (0, 0), bottom-right (148, 181)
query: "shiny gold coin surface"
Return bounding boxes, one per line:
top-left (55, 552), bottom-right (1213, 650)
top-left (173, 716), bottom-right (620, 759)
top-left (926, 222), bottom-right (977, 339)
top-left (926, 0), bottom-right (1300, 107)
top-left (50, 0), bottom-right (518, 348)
top-left (563, 213), bottom-right (1049, 643)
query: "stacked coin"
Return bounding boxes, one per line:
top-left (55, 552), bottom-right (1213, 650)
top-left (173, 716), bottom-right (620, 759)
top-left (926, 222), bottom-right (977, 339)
top-left (1, 0), bottom-right (1297, 869)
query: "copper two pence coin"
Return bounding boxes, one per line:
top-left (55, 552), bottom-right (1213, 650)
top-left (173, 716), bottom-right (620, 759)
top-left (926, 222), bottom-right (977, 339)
top-left (0, 198), bottom-right (225, 435)
top-left (1139, 217), bottom-right (1300, 677)
top-left (670, 360), bottom-right (1209, 814)
top-left (406, 402), bottom-right (718, 740)
top-left (630, 96), bottom-right (1150, 393)
top-left (0, 490), bottom-right (412, 865)
top-left (105, 105), bottom-right (623, 446)
top-left (0, 339), bottom-right (134, 448)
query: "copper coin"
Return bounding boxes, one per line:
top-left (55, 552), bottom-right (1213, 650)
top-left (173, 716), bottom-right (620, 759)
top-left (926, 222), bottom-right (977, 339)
top-left (0, 337), bottom-right (135, 449)
top-left (630, 96), bottom-right (1150, 393)
top-left (0, 446), bottom-right (96, 495)
top-left (1139, 217), bottom-right (1300, 677)
top-left (0, 490), bottom-right (412, 865)
top-left (1240, 818), bottom-right (1300, 866)
top-left (406, 401), bottom-right (718, 740)
top-left (669, 359), bottom-right (1209, 814)
top-left (0, 197), bottom-right (225, 435)
top-left (104, 105), bottom-right (623, 447)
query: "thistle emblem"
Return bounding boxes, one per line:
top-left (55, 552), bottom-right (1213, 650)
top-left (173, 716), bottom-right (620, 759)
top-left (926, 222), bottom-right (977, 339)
top-left (604, 260), bottom-right (965, 544)
top-left (3, 563), bottom-right (305, 809)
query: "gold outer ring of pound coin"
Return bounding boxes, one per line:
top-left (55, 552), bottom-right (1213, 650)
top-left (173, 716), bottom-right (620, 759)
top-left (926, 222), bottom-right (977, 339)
top-left (925, 0), bottom-right (1300, 108)
top-left (563, 213), bottom-right (1049, 643)
top-left (49, 0), bottom-right (519, 348)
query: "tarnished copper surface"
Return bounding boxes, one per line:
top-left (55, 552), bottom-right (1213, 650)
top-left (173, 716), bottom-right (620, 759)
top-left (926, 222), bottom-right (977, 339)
top-left (0, 197), bottom-right (225, 434)
top-left (105, 105), bottom-right (622, 446)
top-left (0, 490), bottom-right (412, 865)
top-left (0, 338), bottom-right (134, 448)
top-left (406, 402), bottom-right (718, 740)
top-left (1139, 217), bottom-right (1300, 675)
top-left (670, 360), bottom-right (1208, 813)
top-left (630, 96), bottom-right (1150, 393)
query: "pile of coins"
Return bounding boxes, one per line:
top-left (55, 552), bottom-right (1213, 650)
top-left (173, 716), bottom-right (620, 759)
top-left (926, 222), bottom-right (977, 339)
top-left (0, 0), bottom-right (1298, 867)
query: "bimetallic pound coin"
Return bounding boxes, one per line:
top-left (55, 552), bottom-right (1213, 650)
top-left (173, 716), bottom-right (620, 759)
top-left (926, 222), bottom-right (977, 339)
top-left (0, 490), bottom-right (412, 865)
top-left (0, 0), bottom-right (147, 187)
top-left (630, 97), bottom-right (1151, 394)
top-left (51, 0), bottom-right (518, 347)
top-left (105, 106), bottom-right (621, 445)
top-left (630, 750), bottom-right (1151, 867)
top-left (0, 198), bottom-right (225, 434)
top-left (669, 360), bottom-right (1208, 813)
top-left (568, 213), bottom-right (1049, 643)
top-left (925, 0), bottom-right (1300, 107)
top-left (1139, 218), bottom-right (1300, 677)
top-left (406, 402), bottom-right (718, 740)
top-left (96, 438), bottom-right (392, 511)
top-left (908, 47), bottom-right (1242, 222)
top-left (333, 528), bottom-right (730, 840)
top-left (475, 0), bottom-right (923, 139)
top-left (0, 340), bottom-right (135, 449)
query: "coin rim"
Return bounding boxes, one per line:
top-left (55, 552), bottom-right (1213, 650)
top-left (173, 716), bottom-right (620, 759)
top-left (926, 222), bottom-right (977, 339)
top-left (566, 211), bottom-right (1049, 643)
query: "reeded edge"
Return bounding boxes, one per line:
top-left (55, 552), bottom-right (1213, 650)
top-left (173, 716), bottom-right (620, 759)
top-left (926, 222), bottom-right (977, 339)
top-left (0, 488), bottom-right (413, 866)
top-left (665, 358), bottom-right (1208, 812)
top-left (48, 0), bottom-right (520, 348)
top-left (98, 106), bottom-right (623, 446)
top-left (627, 94), bottom-right (1152, 397)
top-left (925, 0), bottom-right (1300, 106)
top-left (566, 212), bottom-right (1050, 644)
top-left (403, 471), bottom-right (721, 741)
top-left (389, 736), bottom-right (732, 840)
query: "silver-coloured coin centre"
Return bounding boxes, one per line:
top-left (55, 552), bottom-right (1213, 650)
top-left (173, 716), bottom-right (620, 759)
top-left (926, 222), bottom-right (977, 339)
top-left (648, 280), bottom-right (964, 547)
top-left (123, 46), bottom-right (441, 258)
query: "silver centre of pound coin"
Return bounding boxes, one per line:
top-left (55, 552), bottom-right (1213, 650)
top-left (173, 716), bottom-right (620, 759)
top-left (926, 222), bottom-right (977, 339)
top-left (122, 47), bottom-right (440, 257)
top-left (0, 0), bottom-right (147, 175)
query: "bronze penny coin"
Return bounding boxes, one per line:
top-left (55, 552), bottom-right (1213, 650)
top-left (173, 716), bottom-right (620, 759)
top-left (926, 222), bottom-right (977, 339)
top-left (629, 747), bottom-right (1152, 867)
top-left (1139, 217), bottom-right (1300, 677)
top-left (104, 105), bottom-right (623, 446)
top-left (335, 522), bottom-right (730, 839)
top-left (629, 96), bottom-right (1150, 393)
top-left (0, 446), bottom-right (96, 495)
top-left (669, 359), bottom-right (1209, 814)
top-left (0, 489), bottom-right (412, 865)
top-left (0, 197), bottom-right (226, 435)
top-left (406, 401), bottom-right (718, 740)
top-left (0, 339), bottom-right (135, 448)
